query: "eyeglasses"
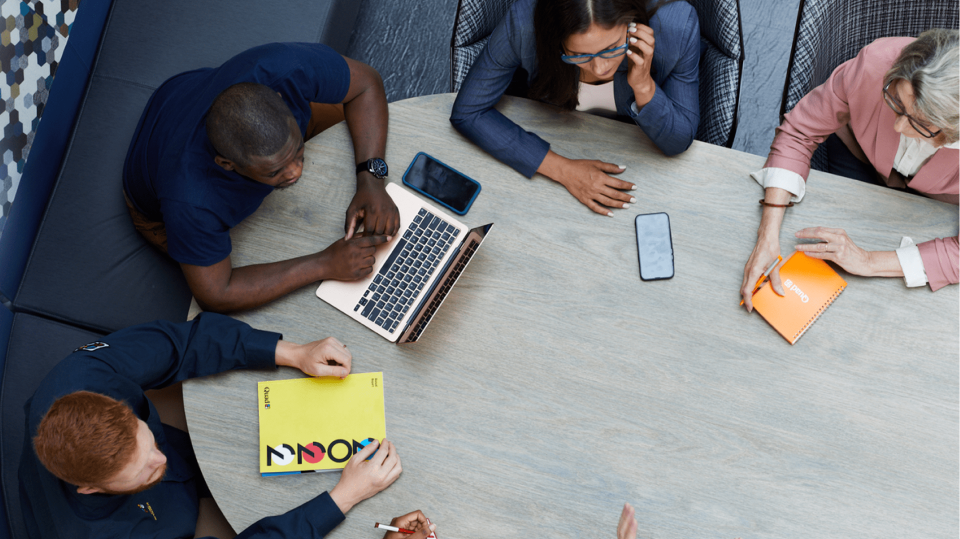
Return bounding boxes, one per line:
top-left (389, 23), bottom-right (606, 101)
top-left (883, 80), bottom-right (942, 138)
top-left (561, 39), bottom-right (628, 65)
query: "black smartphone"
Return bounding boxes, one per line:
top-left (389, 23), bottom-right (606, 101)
top-left (401, 152), bottom-right (481, 215)
top-left (635, 212), bottom-right (674, 281)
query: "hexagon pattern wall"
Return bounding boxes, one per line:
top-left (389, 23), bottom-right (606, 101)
top-left (0, 0), bottom-right (79, 237)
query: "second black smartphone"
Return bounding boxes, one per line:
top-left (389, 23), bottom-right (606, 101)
top-left (401, 152), bottom-right (481, 215)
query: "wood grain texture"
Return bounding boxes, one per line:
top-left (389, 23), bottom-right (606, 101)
top-left (184, 94), bottom-right (958, 539)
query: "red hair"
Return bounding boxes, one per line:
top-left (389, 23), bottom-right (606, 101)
top-left (33, 391), bottom-right (139, 486)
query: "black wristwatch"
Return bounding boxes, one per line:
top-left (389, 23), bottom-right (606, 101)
top-left (356, 158), bottom-right (388, 179)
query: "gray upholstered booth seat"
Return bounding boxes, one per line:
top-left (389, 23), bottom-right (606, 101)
top-left (11, 0), bottom-right (362, 334)
top-left (0, 314), bottom-right (103, 539)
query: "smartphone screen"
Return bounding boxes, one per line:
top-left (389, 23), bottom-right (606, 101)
top-left (402, 153), bottom-right (481, 215)
top-left (635, 213), bottom-right (674, 281)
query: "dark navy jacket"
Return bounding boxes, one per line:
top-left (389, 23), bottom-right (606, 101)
top-left (450, 0), bottom-right (701, 178)
top-left (19, 313), bottom-right (345, 539)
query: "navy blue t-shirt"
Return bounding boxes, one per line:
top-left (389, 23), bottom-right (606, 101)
top-left (123, 43), bottom-right (351, 266)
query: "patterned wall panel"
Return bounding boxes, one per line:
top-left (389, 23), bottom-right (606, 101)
top-left (0, 0), bottom-right (80, 237)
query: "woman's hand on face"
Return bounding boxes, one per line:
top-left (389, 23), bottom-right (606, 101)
top-left (552, 158), bottom-right (637, 216)
top-left (626, 23), bottom-right (656, 108)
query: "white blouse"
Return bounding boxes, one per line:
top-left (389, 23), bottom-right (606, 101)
top-left (576, 81), bottom-right (618, 119)
top-left (749, 136), bottom-right (960, 288)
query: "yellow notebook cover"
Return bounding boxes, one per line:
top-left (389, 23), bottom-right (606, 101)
top-left (752, 252), bottom-right (846, 344)
top-left (257, 373), bottom-right (385, 475)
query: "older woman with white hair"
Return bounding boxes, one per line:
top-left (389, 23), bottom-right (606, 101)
top-left (741, 29), bottom-right (959, 310)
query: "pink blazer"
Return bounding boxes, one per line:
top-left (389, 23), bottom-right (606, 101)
top-left (766, 37), bottom-right (959, 291)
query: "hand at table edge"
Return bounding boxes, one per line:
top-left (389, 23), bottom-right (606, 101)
top-left (617, 502), bottom-right (638, 539)
top-left (275, 337), bottom-right (352, 378)
top-left (382, 510), bottom-right (437, 539)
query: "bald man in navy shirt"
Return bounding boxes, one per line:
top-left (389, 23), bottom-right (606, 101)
top-left (123, 43), bottom-right (400, 313)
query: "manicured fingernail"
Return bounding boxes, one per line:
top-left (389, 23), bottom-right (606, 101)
top-left (626, 49), bottom-right (633, 55)
top-left (429, 524), bottom-right (437, 532)
top-left (618, 165), bottom-right (626, 169)
top-left (629, 197), bottom-right (637, 203)
top-left (387, 236), bottom-right (393, 241)
top-left (607, 211), bottom-right (614, 217)
top-left (629, 38), bottom-right (637, 43)
top-left (622, 203), bottom-right (630, 209)
top-left (631, 184), bottom-right (638, 190)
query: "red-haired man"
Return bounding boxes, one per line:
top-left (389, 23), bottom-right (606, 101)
top-left (20, 313), bottom-right (433, 539)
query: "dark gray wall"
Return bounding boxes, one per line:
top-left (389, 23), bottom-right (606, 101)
top-left (346, 0), bottom-right (460, 102)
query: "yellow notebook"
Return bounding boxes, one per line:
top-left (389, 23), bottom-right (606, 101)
top-left (257, 373), bottom-right (386, 476)
top-left (752, 252), bottom-right (846, 344)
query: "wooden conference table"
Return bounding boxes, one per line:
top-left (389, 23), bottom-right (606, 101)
top-left (183, 94), bottom-right (958, 539)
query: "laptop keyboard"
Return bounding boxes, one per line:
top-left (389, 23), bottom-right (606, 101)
top-left (354, 208), bottom-right (459, 333)
top-left (407, 238), bottom-right (480, 343)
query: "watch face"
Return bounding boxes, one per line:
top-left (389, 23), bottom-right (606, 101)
top-left (370, 159), bottom-right (388, 178)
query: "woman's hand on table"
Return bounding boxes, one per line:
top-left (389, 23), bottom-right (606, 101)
top-left (537, 151), bottom-right (637, 216)
top-left (626, 23), bottom-right (656, 109)
top-left (617, 503), bottom-right (638, 539)
top-left (741, 187), bottom-right (793, 311)
top-left (330, 439), bottom-right (403, 514)
top-left (382, 510), bottom-right (437, 539)
top-left (345, 174), bottom-right (401, 240)
top-left (275, 337), bottom-right (352, 378)
top-left (794, 227), bottom-right (903, 277)
top-left (741, 234), bottom-right (784, 312)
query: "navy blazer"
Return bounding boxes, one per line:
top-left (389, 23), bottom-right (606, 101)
top-left (450, 0), bottom-right (701, 178)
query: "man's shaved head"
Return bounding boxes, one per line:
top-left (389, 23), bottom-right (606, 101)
top-left (206, 83), bottom-right (297, 167)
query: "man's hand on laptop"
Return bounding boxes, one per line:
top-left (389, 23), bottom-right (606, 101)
top-left (275, 337), bottom-right (352, 378)
top-left (329, 439), bottom-right (403, 514)
top-left (345, 178), bottom-right (400, 240)
top-left (316, 234), bottom-right (391, 281)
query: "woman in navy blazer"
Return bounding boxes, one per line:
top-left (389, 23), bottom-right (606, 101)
top-left (450, 0), bottom-right (700, 215)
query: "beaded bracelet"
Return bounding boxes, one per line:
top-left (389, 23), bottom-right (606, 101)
top-left (759, 199), bottom-right (794, 208)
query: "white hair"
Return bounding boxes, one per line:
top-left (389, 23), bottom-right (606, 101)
top-left (885, 29), bottom-right (960, 143)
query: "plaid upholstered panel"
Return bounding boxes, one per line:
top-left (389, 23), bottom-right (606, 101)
top-left (686, 0), bottom-right (743, 147)
top-left (451, 0), bottom-right (517, 92)
top-left (698, 41), bottom-right (739, 146)
top-left (452, 38), bottom-right (489, 93)
top-left (782, 0), bottom-right (960, 171)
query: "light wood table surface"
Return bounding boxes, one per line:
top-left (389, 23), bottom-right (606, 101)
top-left (184, 94), bottom-right (958, 539)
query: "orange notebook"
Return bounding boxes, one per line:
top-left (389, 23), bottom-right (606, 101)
top-left (752, 252), bottom-right (846, 344)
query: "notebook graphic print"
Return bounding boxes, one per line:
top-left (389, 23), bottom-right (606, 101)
top-left (258, 373), bottom-right (386, 475)
top-left (752, 251), bottom-right (846, 344)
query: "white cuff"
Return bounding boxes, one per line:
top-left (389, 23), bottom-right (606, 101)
top-left (750, 167), bottom-right (806, 202)
top-left (895, 237), bottom-right (928, 287)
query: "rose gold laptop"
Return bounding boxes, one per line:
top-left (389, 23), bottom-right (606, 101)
top-left (316, 182), bottom-right (492, 343)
